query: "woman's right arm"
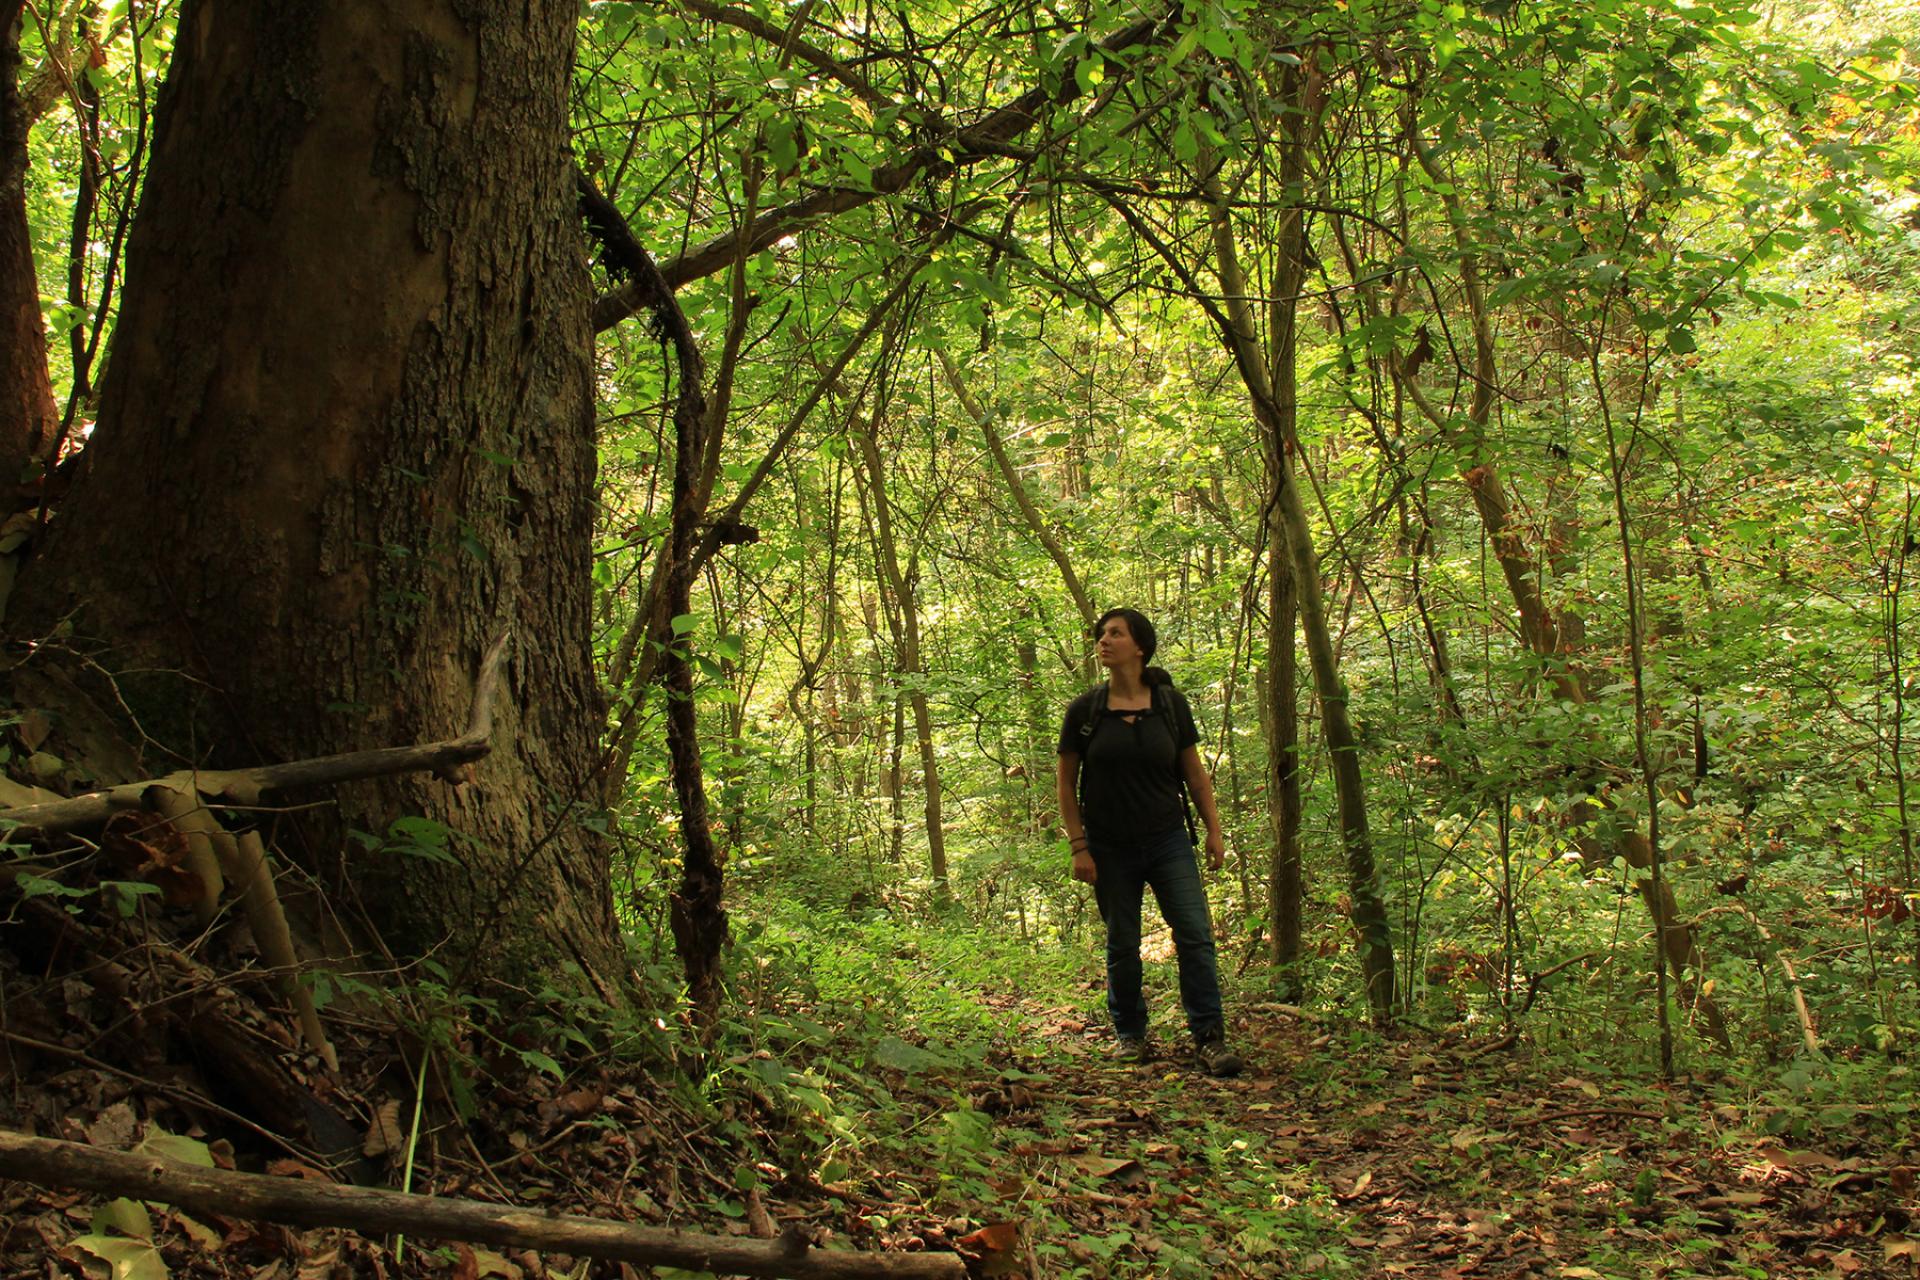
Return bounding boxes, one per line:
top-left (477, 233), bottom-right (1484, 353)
top-left (1058, 751), bottom-right (1096, 884)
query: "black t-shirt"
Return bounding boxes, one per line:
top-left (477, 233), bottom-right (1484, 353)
top-left (1058, 685), bottom-right (1200, 841)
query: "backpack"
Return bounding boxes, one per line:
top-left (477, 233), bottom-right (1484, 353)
top-left (1076, 682), bottom-right (1198, 841)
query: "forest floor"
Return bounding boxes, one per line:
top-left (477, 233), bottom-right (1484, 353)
top-left (882, 987), bottom-right (1920, 1279)
top-left (6, 925), bottom-right (1919, 1280)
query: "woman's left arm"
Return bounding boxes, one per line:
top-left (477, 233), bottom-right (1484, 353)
top-left (1179, 745), bottom-right (1226, 870)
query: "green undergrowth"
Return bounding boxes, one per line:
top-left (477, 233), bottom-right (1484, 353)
top-left (738, 899), bottom-right (1083, 1045)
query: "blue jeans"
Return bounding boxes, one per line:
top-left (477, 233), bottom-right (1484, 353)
top-left (1090, 823), bottom-right (1224, 1040)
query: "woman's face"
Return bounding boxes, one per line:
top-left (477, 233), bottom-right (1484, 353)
top-left (1096, 616), bottom-right (1143, 669)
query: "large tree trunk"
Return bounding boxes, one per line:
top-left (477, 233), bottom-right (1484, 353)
top-left (1, 0), bottom-right (57, 480)
top-left (10, 1), bottom-right (621, 991)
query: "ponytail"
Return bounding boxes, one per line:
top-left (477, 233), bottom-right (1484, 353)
top-left (1143, 666), bottom-right (1174, 688)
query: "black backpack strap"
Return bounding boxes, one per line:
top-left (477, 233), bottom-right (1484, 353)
top-left (1078, 684), bottom-right (1109, 742)
top-left (1074, 685), bottom-right (1108, 816)
top-left (1157, 684), bottom-right (1200, 842)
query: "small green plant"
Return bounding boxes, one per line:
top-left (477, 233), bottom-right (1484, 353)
top-left (14, 871), bottom-right (160, 918)
top-left (349, 816), bottom-right (470, 866)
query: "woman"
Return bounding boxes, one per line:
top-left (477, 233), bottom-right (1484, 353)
top-left (1057, 607), bottom-right (1241, 1076)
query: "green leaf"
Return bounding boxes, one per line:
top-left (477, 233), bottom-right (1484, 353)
top-left (871, 1036), bottom-right (955, 1073)
top-left (15, 873), bottom-right (88, 900)
top-left (70, 1236), bottom-right (168, 1280)
top-left (518, 1048), bottom-right (563, 1078)
top-left (136, 1131), bottom-right (215, 1168)
top-left (1666, 327), bottom-right (1697, 354)
top-left (670, 613), bottom-right (699, 636)
top-left (91, 1199), bottom-right (153, 1240)
top-left (100, 880), bottom-right (161, 918)
top-left (767, 117), bottom-right (799, 174)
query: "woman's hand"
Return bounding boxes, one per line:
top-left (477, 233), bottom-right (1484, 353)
top-left (1071, 849), bottom-right (1098, 884)
top-left (1204, 829), bottom-right (1226, 872)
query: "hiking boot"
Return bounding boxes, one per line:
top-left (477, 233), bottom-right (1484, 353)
top-left (1195, 1035), bottom-right (1242, 1077)
top-left (1111, 1035), bottom-right (1149, 1063)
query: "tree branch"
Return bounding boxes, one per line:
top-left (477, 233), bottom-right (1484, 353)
top-left (0, 1130), bottom-right (969, 1280)
top-left (592, 7), bottom-right (1173, 329)
top-left (674, 0), bottom-right (898, 112)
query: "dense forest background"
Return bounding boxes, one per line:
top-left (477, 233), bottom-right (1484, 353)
top-left (4, 0), bottom-right (1920, 1275)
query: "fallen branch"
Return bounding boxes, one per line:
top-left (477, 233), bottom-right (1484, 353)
top-left (0, 1131), bottom-right (969, 1279)
top-left (143, 783), bottom-right (224, 923)
top-left (231, 827), bottom-right (338, 1072)
top-left (0, 631), bottom-right (511, 836)
top-left (1778, 954), bottom-right (1823, 1058)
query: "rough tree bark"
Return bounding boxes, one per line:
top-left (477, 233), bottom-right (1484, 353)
top-left (1, 0), bottom-right (58, 480)
top-left (9, 1), bottom-right (622, 990)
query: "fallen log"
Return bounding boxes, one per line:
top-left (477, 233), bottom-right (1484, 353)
top-left (0, 1130), bottom-right (970, 1279)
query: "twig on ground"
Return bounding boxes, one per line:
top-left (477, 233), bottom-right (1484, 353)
top-left (0, 1032), bottom-right (320, 1163)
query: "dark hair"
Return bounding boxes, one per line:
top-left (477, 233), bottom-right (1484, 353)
top-left (1094, 607), bottom-right (1174, 687)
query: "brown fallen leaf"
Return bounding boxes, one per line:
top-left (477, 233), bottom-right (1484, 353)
top-left (169, 1210), bottom-right (222, 1251)
top-left (469, 1248), bottom-right (521, 1278)
top-left (1069, 1154), bottom-right (1142, 1180)
top-left (1697, 1192), bottom-right (1771, 1208)
top-left (18, 708), bottom-right (51, 751)
top-left (100, 812), bottom-right (204, 907)
top-left (85, 1101), bottom-right (137, 1150)
top-left (955, 1221), bottom-right (1025, 1278)
top-left (1757, 1145), bottom-right (1838, 1172)
top-left (363, 1099), bottom-right (404, 1158)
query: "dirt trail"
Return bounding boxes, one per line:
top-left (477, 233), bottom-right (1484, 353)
top-left (955, 1003), bottom-right (1917, 1279)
